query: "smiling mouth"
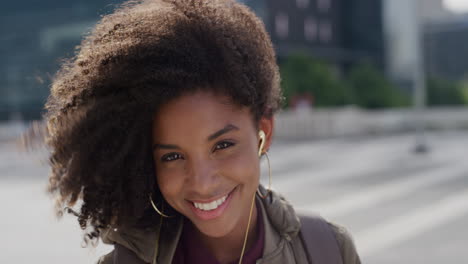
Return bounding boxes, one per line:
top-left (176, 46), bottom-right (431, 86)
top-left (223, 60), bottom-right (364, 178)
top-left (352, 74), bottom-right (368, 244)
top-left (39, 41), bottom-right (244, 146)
top-left (193, 195), bottom-right (228, 211)
top-left (188, 186), bottom-right (237, 220)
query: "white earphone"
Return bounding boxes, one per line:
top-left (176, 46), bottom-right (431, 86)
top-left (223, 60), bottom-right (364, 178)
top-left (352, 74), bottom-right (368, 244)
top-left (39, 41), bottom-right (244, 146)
top-left (258, 130), bottom-right (266, 157)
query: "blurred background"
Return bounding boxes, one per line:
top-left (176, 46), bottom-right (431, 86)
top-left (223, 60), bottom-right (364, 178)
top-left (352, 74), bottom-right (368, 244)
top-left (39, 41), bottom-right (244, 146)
top-left (1, 0), bottom-right (467, 263)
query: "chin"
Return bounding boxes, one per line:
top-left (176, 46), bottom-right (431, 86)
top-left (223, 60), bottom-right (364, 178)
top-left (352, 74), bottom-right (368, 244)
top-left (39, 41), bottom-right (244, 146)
top-left (193, 219), bottom-right (237, 238)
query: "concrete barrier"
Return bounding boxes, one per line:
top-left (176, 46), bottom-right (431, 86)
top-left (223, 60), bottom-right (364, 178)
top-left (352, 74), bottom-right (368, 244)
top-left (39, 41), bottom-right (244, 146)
top-left (274, 107), bottom-right (468, 140)
top-left (1, 107), bottom-right (468, 141)
top-left (0, 121), bottom-right (27, 142)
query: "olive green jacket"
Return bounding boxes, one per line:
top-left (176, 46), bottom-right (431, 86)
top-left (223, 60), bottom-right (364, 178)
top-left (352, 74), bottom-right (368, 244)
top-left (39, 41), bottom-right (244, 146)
top-left (97, 188), bottom-right (361, 264)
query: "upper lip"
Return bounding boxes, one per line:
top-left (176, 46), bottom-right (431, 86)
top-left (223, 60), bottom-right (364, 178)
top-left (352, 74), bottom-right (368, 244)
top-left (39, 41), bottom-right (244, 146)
top-left (187, 186), bottom-right (235, 203)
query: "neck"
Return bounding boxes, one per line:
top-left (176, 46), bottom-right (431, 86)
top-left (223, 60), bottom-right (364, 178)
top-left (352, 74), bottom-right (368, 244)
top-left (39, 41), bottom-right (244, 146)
top-left (193, 200), bottom-right (259, 264)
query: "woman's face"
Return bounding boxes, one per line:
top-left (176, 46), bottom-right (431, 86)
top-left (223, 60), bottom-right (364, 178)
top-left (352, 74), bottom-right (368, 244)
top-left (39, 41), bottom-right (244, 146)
top-left (152, 90), bottom-right (272, 238)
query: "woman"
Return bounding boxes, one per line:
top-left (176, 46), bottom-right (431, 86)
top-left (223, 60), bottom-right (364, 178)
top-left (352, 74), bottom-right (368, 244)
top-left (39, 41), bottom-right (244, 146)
top-left (45, 0), bottom-right (361, 263)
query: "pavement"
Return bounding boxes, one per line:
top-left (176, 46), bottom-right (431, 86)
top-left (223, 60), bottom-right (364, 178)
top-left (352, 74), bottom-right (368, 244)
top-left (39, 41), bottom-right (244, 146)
top-left (1, 129), bottom-right (467, 263)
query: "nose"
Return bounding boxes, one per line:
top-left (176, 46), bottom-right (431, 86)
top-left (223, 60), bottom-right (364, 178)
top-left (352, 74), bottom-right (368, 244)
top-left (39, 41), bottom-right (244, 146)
top-left (185, 157), bottom-right (219, 196)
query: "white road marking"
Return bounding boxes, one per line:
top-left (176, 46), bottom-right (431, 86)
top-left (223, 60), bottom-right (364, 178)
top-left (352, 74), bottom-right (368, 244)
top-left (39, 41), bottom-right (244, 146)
top-left (274, 146), bottom-right (404, 189)
top-left (296, 161), bottom-right (468, 218)
top-left (273, 138), bottom-right (467, 190)
top-left (270, 136), bottom-right (409, 175)
top-left (355, 187), bottom-right (468, 257)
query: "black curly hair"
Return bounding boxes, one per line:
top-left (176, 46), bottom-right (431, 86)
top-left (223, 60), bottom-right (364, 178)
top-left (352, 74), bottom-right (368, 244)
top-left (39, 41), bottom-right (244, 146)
top-left (45, 0), bottom-right (282, 242)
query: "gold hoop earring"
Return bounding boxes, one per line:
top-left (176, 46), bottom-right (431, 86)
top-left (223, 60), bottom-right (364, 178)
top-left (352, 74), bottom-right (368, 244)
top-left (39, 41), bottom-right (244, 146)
top-left (257, 151), bottom-right (272, 199)
top-left (149, 194), bottom-right (174, 218)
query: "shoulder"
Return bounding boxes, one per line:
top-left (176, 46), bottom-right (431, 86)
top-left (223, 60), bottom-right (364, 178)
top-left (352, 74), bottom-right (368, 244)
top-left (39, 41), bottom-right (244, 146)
top-left (96, 250), bottom-right (114, 264)
top-left (96, 244), bottom-right (149, 264)
top-left (327, 222), bottom-right (362, 264)
top-left (298, 214), bottom-right (361, 264)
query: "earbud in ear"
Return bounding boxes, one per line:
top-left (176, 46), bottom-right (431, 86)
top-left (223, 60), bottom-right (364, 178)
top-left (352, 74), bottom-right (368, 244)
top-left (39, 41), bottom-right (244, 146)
top-left (258, 130), bottom-right (266, 157)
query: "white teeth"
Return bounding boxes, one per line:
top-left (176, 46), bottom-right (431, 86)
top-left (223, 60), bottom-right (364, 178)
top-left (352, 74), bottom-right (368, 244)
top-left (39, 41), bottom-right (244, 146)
top-left (193, 195), bottom-right (227, 211)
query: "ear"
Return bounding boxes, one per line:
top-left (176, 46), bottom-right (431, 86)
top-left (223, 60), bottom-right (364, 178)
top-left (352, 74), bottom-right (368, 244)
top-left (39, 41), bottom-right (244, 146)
top-left (258, 116), bottom-right (274, 153)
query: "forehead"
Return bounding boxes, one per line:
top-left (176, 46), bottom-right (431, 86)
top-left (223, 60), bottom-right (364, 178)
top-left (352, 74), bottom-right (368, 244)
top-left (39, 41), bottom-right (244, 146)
top-left (152, 91), bottom-right (254, 138)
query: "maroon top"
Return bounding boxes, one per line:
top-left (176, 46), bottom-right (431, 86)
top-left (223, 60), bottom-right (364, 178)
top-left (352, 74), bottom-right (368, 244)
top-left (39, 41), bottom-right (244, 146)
top-left (172, 203), bottom-right (265, 264)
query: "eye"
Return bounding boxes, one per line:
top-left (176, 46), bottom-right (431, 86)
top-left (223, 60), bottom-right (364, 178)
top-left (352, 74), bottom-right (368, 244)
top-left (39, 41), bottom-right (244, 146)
top-left (161, 153), bottom-right (183, 162)
top-left (214, 141), bottom-right (235, 151)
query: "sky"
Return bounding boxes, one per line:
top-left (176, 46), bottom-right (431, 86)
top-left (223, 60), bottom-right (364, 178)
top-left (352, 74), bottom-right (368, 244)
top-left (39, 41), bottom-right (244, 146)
top-left (444, 0), bottom-right (468, 13)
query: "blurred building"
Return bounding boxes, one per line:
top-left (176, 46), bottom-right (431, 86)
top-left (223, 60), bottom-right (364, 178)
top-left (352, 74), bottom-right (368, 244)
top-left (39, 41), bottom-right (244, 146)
top-left (0, 0), bottom-right (122, 120)
top-left (382, 0), bottom-right (422, 89)
top-left (249, 0), bottom-right (385, 72)
top-left (383, 0), bottom-right (468, 88)
top-left (420, 0), bottom-right (458, 22)
top-left (0, 0), bottom-right (387, 120)
top-left (424, 17), bottom-right (468, 80)
top-left (2, 0), bottom-right (466, 121)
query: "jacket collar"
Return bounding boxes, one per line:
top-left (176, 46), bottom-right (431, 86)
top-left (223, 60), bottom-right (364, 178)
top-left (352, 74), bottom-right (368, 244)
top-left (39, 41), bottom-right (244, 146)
top-left (257, 185), bottom-right (301, 258)
top-left (101, 186), bottom-right (301, 263)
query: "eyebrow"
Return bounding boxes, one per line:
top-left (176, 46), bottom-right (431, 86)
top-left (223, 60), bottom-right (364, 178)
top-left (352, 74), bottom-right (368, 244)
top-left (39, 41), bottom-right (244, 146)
top-left (207, 124), bottom-right (239, 141)
top-left (153, 143), bottom-right (180, 150)
top-left (153, 124), bottom-right (239, 150)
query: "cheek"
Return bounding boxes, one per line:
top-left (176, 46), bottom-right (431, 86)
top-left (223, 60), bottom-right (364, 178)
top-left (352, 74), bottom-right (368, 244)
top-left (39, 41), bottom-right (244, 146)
top-left (155, 167), bottom-right (184, 201)
top-left (220, 147), bottom-right (260, 184)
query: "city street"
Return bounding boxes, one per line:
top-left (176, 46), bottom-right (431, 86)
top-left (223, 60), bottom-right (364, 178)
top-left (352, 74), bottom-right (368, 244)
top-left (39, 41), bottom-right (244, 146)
top-left (1, 130), bottom-right (467, 263)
